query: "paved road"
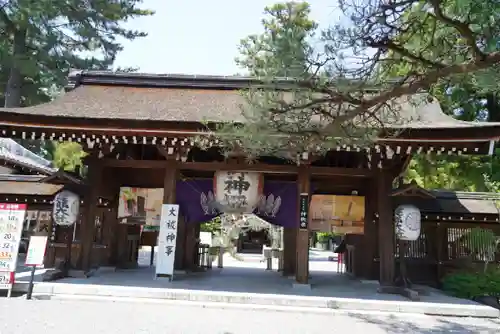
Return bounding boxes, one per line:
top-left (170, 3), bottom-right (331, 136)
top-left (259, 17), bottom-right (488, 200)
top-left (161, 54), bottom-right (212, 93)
top-left (0, 297), bottom-right (499, 334)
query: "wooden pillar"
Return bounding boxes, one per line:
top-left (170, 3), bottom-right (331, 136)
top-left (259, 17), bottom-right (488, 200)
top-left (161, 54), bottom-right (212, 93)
top-left (282, 228), bottom-right (296, 275)
top-left (436, 223), bottom-right (446, 283)
top-left (100, 172), bottom-right (120, 266)
top-left (184, 223), bottom-right (197, 270)
top-left (377, 168), bottom-right (395, 286)
top-left (295, 166), bottom-right (310, 284)
top-left (115, 224), bottom-right (128, 268)
top-left (162, 163), bottom-right (185, 270)
top-left (79, 159), bottom-right (103, 272)
top-left (103, 207), bottom-right (119, 266)
top-left (363, 179), bottom-right (377, 279)
top-left (194, 223), bottom-right (201, 267)
top-left (107, 207), bottom-right (120, 266)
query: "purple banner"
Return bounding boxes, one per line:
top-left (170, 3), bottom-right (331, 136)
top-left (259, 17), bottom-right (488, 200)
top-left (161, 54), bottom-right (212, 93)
top-left (255, 181), bottom-right (298, 227)
top-left (176, 179), bottom-right (216, 224)
top-left (175, 179), bottom-right (299, 227)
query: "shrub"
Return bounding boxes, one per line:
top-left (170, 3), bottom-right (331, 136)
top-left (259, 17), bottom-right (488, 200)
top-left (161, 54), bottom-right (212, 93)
top-left (441, 269), bottom-right (500, 299)
top-left (317, 232), bottom-right (331, 244)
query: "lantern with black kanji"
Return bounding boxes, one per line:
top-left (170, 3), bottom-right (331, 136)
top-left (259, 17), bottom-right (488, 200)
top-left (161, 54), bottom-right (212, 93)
top-left (213, 171), bottom-right (263, 213)
top-left (394, 204), bottom-right (421, 241)
top-left (53, 190), bottom-right (80, 226)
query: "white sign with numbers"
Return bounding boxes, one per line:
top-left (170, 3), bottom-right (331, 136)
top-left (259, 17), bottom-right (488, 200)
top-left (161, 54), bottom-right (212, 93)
top-left (155, 204), bottom-right (179, 279)
top-left (0, 203), bottom-right (27, 290)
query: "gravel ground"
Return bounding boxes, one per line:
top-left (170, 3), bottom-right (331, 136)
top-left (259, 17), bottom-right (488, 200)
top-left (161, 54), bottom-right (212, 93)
top-left (0, 297), bottom-right (499, 334)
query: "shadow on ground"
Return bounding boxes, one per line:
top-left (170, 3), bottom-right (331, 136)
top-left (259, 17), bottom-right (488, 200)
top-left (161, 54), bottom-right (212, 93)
top-left (348, 313), bottom-right (500, 333)
top-left (0, 291), bottom-right (25, 298)
top-left (40, 249), bottom-right (485, 307)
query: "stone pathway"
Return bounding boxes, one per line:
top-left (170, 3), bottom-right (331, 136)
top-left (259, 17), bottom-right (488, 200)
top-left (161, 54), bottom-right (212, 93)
top-left (15, 248), bottom-right (499, 317)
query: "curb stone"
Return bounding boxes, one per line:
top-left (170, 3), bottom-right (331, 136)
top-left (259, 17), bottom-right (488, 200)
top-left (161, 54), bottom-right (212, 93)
top-left (23, 282), bottom-right (500, 318)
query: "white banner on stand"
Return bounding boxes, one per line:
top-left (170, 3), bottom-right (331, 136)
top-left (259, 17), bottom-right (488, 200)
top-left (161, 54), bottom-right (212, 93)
top-left (0, 204), bottom-right (27, 292)
top-left (25, 236), bottom-right (48, 266)
top-left (155, 204), bottom-right (179, 280)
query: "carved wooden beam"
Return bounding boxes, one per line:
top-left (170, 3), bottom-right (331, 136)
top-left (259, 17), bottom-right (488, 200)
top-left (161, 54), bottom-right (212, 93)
top-left (156, 144), bottom-right (173, 159)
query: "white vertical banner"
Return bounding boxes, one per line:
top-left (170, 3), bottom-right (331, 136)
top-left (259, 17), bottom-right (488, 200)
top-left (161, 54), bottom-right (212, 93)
top-left (155, 204), bottom-right (179, 280)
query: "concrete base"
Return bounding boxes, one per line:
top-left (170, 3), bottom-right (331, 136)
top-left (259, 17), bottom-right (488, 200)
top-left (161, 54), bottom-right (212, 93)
top-left (96, 267), bottom-right (117, 274)
top-left (26, 282), bottom-right (500, 318)
top-left (378, 286), bottom-right (420, 301)
top-left (378, 285), bottom-right (431, 301)
top-left (67, 270), bottom-right (88, 278)
top-left (42, 269), bottom-right (66, 282)
top-left (287, 275), bottom-right (312, 280)
top-left (292, 283), bottom-right (312, 291)
top-left (174, 270), bottom-right (188, 275)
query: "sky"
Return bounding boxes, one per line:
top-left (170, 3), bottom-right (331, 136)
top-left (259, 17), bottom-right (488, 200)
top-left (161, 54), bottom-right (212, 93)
top-left (113, 0), bottom-right (341, 75)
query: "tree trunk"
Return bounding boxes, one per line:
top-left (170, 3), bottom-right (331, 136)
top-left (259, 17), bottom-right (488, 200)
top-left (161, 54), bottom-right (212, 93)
top-left (486, 93), bottom-right (500, 122)
top-left (4, 27), bottom-right (27, 108)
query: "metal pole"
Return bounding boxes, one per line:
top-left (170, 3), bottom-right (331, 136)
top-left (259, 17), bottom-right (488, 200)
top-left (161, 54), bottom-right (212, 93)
top-left (278, 251), bottom-right (284, 271)
top-left (200, 247), bottom-right (206, 268)
top-left (266, 257), bottom-right (272, 270)
top-left (26, 265), bottom-right (36, 300)
top-left (207, 247), bottom-right (212, 269)
top-left (217, 247), bottom-right (224, 268)
top-left (150, 246), bottom-right (155, 266)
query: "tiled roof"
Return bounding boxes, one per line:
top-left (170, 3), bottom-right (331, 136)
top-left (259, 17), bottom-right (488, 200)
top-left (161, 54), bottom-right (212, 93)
top-left (394, 189), bottom-right (500, 216)
top-left (0, 85), bottom-right (245, 123)
top-left (0, 70), bottom-right (497, 130)
top-left (0, 139), bottom-right (56, 175)
top-left (0, 180), bottom-right (62, 196)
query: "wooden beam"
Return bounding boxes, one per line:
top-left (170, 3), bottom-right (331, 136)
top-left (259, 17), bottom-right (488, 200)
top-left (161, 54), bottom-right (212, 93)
top-left (100, 159), bottom-right (372, 177)
top-left (310, 166), bottom-right (371, 177)
top-left (39, 169), bottom-right (84, 186)
top-left (156, 145), bottom-right (170, 159)
top-left (102, 159), bottom-right (166, 168)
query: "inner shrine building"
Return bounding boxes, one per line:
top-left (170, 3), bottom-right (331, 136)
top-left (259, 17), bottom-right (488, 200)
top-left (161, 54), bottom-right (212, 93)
top-left (1, 70), bottom-right (500, 286)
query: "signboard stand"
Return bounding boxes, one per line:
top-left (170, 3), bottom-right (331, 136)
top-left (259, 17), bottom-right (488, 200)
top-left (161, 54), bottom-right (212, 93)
top-left (155, 204), bottom-right (179, 281)
top-left (24, 235), bottom-right (48, 300)
top-left (0, 203), bottom-right (27, 298)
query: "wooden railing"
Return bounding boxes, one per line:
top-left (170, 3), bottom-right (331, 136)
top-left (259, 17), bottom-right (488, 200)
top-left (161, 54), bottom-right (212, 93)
top-left (392, 222), bottom-right (500, 284)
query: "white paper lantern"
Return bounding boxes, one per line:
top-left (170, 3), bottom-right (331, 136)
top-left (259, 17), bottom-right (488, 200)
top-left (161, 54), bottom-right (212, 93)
top-left (394, 204), bottom-right (421, 241)
top-left (214, 171), bottom-right (263, 213)
top-left (53, 190), bottom-right (80, 226)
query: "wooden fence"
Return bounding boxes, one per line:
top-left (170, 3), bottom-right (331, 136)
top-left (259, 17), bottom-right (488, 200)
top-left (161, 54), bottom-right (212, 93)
top-left (396, 222), bottom-right (500, 286)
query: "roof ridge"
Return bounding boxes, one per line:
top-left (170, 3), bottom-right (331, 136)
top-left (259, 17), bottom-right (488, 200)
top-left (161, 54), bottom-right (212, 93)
top-left (431, 189), bottom-right (500, 200)
top-left (67, 69), bottom-right (389, 92)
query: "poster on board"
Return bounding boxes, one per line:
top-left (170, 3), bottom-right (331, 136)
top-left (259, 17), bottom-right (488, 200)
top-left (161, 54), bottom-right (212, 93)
top-left (0, 204), bottom-right (27, 291)
top-left (155, 204), bottom-right (179, 280)
top-left (117, 187), bottom-right (163, 230)
top-left (25, 236), bottom-right (48, 267)
top-left (199, 232), bottom-right (213, 246)
top-left (309, 195), bottom-right (365, 234)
